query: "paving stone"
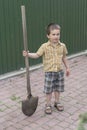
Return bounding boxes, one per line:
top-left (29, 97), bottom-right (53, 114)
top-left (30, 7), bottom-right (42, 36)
top-left (0, 55), bottom-right (87, 130)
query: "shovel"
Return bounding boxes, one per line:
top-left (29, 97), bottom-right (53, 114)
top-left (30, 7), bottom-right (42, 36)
top-left (21, 5), bottom-right (38, 116)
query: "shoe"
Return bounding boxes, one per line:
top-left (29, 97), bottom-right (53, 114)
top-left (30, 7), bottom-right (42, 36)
top-left (54, 102), bottom-right (64, 111)
top-left (45, 105), bottom-right (52, 114)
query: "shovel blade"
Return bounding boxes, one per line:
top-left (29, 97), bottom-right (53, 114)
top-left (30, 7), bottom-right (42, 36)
top-left (22, 96), bottom-right (38, 116)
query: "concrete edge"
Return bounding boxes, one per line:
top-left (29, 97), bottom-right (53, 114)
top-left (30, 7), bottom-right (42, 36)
top-left (0, 50), bottom-right (87, 80)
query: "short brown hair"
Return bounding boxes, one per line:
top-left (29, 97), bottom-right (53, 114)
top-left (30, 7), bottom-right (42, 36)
top-left (46, 23), bottom-right (61, 35)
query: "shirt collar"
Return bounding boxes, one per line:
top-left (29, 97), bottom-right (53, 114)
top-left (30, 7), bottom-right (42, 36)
top-left (47, 41), bottom-right (62, 46)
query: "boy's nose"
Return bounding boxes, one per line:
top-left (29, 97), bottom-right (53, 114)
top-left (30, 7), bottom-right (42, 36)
top-left (55, 35), bottom-right (58, 38)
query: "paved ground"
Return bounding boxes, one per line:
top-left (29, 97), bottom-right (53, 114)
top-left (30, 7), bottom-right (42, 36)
top-left (0, 54), bottom-right (87, 130)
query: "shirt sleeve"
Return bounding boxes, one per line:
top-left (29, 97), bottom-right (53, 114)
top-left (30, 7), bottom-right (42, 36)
top-left (63, 44), bottom-right (68, 56)
top-left (36, 44), bottom-right (45, 56)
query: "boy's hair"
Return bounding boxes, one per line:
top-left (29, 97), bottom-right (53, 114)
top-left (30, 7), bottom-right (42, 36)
top-left (46, 23), bottom-right (61, 35)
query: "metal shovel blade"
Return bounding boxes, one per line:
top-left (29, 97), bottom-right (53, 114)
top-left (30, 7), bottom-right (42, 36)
top-left (22, 95), bottom-right (38, 116)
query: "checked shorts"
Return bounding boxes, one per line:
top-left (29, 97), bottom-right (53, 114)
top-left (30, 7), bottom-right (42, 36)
top-left (44, 70), bottom-right (64, 94)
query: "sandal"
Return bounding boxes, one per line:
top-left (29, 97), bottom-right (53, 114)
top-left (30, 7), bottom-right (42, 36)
top-left (54, 102), bottom-right (64, 111)
top-left (45, 105), bottom-right (52, 114)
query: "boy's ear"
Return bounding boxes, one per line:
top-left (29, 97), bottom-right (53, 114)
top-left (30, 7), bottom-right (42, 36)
top-left (47, 34), bottom-right (49, 39)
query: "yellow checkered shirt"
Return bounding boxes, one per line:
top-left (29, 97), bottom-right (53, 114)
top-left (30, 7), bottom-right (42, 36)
top-left (36, 41), bottom-right (68, 72)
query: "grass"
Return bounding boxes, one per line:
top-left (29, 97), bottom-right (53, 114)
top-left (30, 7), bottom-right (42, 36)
top-left (10, 94), bottom-right (20, 101)
top-left (0, 94), bottom-right (21, 112)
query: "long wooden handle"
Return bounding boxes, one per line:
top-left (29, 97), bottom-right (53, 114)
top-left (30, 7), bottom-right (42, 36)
top-left (21, 5), bottom-right (31, 97)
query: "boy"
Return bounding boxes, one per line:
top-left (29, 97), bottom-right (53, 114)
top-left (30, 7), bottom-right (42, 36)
top-left (23, 23), bottom-right (70, 114)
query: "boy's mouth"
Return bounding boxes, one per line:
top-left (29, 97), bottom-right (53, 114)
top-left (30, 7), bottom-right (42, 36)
top-left (54, 39), bottom-right (58, 41)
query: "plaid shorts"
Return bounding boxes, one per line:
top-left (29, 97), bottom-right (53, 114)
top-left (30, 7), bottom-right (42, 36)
top-left (44, 70), bottom-right (64, 94)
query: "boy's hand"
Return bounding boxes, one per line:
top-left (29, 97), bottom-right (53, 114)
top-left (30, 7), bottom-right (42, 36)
top-left (66, 68), bottom-right (70, 76)
top-left (23, 50), bottom-right (29, 57)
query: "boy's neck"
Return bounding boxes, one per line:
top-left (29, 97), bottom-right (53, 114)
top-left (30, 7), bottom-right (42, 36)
top-left (49, 40), bottom-right (60, 45)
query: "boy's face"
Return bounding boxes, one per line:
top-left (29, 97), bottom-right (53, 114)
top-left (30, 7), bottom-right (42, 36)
top-left (47, 29), bottom-right (60, 43)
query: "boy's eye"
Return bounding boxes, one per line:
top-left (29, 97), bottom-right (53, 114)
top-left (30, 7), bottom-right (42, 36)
top-left (52, 33), bottom-right (60, 36)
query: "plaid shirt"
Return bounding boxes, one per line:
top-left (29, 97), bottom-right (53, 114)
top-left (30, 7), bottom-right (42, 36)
top-left (36, 41), bottom-right (68, 72)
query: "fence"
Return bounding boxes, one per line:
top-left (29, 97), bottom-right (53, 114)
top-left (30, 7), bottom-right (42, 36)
top-left (0, 0), bottom-right (87, 74)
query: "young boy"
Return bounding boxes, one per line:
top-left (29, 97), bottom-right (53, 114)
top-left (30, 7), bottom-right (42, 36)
top-left (23, 23), bottom-right (70, 114)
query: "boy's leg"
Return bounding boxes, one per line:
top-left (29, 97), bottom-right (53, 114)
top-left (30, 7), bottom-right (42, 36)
top-left (54, 91), bottom-right (60, 103)
top-left (54, 91), bottom-right (64, 111)
top-left (46, 93), bottom-right (52, 105)
top-left (45, 93), bottom-right (52, 114)
top-left (53, 70), bottom-right (64, 111)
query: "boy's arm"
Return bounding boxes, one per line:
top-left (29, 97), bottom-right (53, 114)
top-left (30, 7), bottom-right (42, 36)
top-left (28, 52), bottom-right (40, 59)
top-left (23, 44), bottom-right (44, 59)
top-left (62, 56), bottom-right (70, 76)
top-left (23, 50), bottom-right (40, 59)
